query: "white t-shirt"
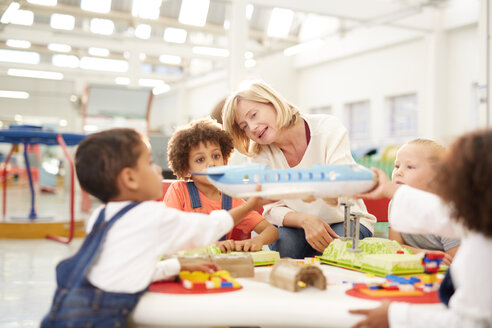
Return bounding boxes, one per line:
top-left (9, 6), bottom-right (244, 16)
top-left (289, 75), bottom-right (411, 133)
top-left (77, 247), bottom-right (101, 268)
top-left (388, 186), bottom-right (492, 328)
top-left (85, 200), bottom-right (233, 293)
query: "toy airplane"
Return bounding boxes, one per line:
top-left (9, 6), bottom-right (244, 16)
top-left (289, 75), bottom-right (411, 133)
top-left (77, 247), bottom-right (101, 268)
top-left (192, 163), bottom-right (377, 201)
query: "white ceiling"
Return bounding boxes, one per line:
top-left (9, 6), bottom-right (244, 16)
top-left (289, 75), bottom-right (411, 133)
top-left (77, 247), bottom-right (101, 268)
top-left (0, 0), bottom-right (468, 91)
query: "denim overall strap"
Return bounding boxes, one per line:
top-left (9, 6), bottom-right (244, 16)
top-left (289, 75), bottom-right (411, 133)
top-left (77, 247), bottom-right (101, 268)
top-left (42, 202), bottom-right (142, 328)
top-left (186, 181), bottom-right (202, 209)
top-left (61, 202), bottom-right (140, 288)
top-left (221, 194), bottom-right (232, 210)
top-left (186, 181), bottom-right (232, 240)
top-left (438, 269), bottom-right (455, 306)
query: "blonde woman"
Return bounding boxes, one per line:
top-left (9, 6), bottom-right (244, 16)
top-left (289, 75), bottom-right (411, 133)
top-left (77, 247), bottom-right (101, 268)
top-left (223, 80), bottom-right (376, 258)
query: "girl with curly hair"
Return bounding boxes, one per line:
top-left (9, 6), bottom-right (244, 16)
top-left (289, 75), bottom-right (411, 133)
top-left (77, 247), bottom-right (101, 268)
top-left (165, 118), bottom-right (278, 252)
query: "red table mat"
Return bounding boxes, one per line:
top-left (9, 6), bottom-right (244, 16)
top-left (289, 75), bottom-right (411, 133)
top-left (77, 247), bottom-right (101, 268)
top-left (346, 287), bottom-right (440, 304)
top-left (149, 281), bottom-right (242, 295)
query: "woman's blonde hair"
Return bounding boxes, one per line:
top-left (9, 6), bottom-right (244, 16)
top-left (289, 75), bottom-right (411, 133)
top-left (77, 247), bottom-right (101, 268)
top-left (222, 80), bottom-right (300, 156)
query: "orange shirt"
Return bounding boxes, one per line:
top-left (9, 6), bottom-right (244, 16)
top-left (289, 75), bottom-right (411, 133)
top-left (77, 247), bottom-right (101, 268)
top-left (163, 181), bottom-right (264, 240)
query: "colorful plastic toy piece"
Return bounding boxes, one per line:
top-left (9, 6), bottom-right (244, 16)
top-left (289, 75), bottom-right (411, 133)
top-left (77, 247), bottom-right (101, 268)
top-left (179, 270), bottom-right (241, 290)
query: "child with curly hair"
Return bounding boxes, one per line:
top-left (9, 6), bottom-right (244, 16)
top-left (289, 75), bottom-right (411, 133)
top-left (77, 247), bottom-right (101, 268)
top-left (389, 138), bottom-right (460, 265)
top-left (350, 129), bottom-right (492, 328)
top-left (165, 118), bottom-right (278, 252)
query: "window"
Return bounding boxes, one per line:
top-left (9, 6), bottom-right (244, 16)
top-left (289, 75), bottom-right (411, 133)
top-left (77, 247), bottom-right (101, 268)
top-left (388, 94), bottom-right (418, 139)
top-left (345, 100), bottom-right (370, 142)
top-left (310, 105), bottom-right (332, 115)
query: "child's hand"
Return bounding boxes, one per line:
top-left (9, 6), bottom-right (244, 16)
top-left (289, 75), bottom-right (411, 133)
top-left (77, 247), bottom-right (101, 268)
top-left (180, 262), bottom-right (220, 273)
top-left (356, 168), bottom-right (398, 200)
top-left (234, 238), bottom-right (263, 252)
top-left (349, 301), bottom-right (390, 328)
top-left (426, 250), bottom-right (453, 266)
top-left (245, 184), bottom-right (275, 209)
top-left (215, 240), bottom-right (235, 253)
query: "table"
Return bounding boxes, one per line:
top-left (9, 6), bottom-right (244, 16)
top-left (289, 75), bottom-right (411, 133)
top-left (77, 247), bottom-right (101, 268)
top-left (129, 264), bottom-right (445, 328)
top-left (0, 125), bottom-right (86, 243)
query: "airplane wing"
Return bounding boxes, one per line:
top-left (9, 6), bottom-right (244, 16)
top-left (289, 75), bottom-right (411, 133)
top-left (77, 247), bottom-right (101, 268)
top-left (235, 189), bottom-right (314, 200)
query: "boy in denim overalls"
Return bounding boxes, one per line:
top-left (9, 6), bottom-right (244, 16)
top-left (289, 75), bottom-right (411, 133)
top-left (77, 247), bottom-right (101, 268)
top-left (42, 128), bottom-right (267, 327)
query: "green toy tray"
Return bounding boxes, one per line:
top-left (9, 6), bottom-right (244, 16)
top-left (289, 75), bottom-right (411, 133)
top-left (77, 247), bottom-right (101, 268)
top-left (318, 257), bottom-right (448, 277)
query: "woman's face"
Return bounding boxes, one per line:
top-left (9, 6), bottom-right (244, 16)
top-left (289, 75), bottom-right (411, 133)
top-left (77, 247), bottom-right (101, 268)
top-left (234, 99), bottom-right (278, 144)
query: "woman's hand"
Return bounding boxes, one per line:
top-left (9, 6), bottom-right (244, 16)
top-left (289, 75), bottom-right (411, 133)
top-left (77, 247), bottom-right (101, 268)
top-left (234, 238), bottom-right (263, 252)
top-left (301, 215), bottom-right (339, 252)
top-left (349, 301), bottom-right (390, 328)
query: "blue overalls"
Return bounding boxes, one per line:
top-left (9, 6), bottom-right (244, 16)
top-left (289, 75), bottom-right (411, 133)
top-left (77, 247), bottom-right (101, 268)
top-left (41, 202), bottom-right (146, 328)
top-left (186, 182), bottom-right (237, 241)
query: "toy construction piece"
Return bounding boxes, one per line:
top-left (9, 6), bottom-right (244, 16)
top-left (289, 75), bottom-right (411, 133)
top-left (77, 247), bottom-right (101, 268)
top-left (269, 259), bottom-right (326, 292)
top-left (179, 270), bottom-right (241, 290)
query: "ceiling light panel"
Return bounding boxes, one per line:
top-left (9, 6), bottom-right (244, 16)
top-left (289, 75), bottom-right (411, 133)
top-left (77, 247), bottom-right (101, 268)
top-left (81, 0), bottom-right (111, 13)
top-left (1, 2), bottom-right (20, 24)
top-left (0, 90), bottom-right (29, 99)
top-left (48, 43), bottom-right (71, 53)
top-left (89, 18), bottom-right (114, 35)
top-left (132, 0), bottom-right (162, 20)
top-left (88, 47), bottom-right (110, 57)
top-left (179, 0), bottom-right (210, 27)
top-left (163, 27), bottom-right (187, 44)
top-left (159, 54), bottom-right (181, 65)
top-left (192, 46), bottom-right (228, 57)
top-left (267, 8), bottom-right (294, 38)
top-left (135, 24), bottom-right (152, 39)
top-left (27, 0), bottom-right (57, 5)
top-left (80, 57), bottom-right (128, 72)
top-left (52, 54), bottom-right (79, 68)
top-left (0, 49), bottom-right (40, 65)
top-left (8, 9), bottom-right (34, 26)
top-left (8, 68), bottom-right (63, 80)
top-left (50, 13), bottom-right (75, 30)
top-left (6, 39), bottom-right (31, 49)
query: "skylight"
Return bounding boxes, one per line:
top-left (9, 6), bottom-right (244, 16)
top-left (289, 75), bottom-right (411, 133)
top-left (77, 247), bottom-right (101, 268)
top-left (267, 8), bottom-right (294, 38)
top-left (89, 18), bottom-right (114, 35)
top-left (8, 68), bottom-right (63, 80)
top-left (50, 13), bottom-right (75, 30)
top-left (81, 0), bottom-right (111, 13)
top-left (179, 0), bottom-right (210, 27)
top-left (135, 24), bottom-right (151, 39)
top-left (159, 54), bottom-right (181, 65)
top-left (27, 0), bottom-right (57, 5)
top-left (132, 0), bottom-right (162, 20)
top-left (6, 39), bottom-right (31, 49)
top-left (48, 43), bottom-right (71, 53)
top-left (163, 27), bottom-right (187, 44)
top-left (0, 49), bottom-right (40, 65)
